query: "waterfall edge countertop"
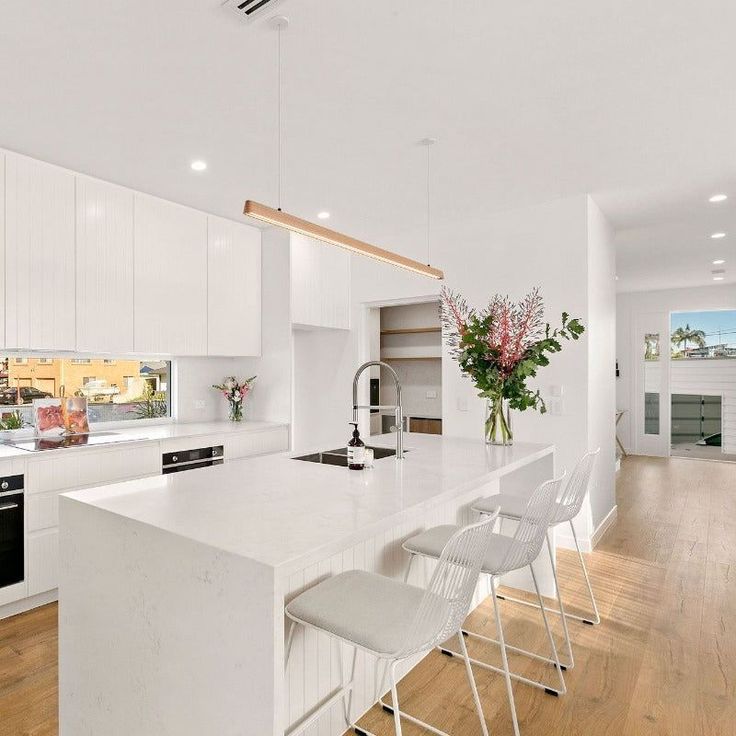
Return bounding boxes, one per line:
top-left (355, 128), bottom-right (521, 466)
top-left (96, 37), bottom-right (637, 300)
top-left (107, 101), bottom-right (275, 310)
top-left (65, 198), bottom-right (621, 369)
top-left (62, 433), bottom-right (553, 577)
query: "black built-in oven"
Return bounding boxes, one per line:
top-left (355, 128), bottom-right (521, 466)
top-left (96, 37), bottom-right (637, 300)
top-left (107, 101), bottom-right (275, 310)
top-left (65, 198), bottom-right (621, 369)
top-left (162, 445), bottom-right (224, 474)
top-left (0, 474), bottom-right (24, 589)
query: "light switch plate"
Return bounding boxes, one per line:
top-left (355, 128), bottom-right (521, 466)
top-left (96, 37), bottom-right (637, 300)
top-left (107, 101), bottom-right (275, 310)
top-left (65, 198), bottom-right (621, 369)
top-left (456, 396), bottom-right (468, 412)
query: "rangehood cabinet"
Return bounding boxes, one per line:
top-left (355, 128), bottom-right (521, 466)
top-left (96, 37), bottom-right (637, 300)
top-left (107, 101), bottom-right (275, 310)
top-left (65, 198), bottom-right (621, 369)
top-left (0, 150), bottom-right (261, 357)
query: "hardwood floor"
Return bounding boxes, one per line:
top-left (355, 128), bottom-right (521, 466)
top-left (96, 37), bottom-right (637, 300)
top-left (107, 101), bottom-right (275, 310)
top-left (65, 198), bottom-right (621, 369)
top-left (353, 455), bottom-right (736, 736)
top-left (0, 455), bottom-right (733, 735)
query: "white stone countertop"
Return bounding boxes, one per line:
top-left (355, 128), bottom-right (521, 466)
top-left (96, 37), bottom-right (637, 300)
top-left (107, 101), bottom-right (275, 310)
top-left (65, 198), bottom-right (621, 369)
top-left (62, 434), bottom-right (553, 576)
top-left (0, 420), bottom-right (287, 460)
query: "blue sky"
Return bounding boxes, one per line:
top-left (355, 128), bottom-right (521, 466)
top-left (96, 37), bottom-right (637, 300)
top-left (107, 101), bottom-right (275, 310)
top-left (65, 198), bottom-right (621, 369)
top-left (671, 310), bottom-right (736, 347)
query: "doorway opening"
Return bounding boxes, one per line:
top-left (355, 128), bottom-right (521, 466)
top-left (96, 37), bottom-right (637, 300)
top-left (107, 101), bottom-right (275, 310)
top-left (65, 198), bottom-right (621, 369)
top-left (668, 309), bottom-right (736, 462)
top-left (365, 299), bottom-right (442, 437)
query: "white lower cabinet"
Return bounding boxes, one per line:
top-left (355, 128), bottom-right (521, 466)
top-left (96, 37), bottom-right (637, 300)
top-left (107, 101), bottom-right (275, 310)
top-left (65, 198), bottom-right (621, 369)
top-left (224, 426), bottom-right (289, 459)
top-left (27, 528), bottom-right (59, 596)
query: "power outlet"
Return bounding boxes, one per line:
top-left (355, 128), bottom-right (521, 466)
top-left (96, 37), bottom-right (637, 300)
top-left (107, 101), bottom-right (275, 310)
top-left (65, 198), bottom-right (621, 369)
top-left (426, 390), bottom-right (438, 399)
top-left (194, 400), bottom-right (206, 410)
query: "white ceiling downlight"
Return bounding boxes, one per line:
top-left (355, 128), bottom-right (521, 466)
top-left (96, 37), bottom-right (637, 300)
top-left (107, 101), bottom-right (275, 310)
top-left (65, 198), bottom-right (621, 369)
top-left (711, 232), bottom-right (726, 239)
top-left (190, 160), bottom-right (207, 172)
top-left (713, 259), bottom-right (725, 265)
top-left (222, 0), bottom-right (284, 22)
top-left (713, 275), bottom-right (725, 281)
top-left (317, 211), bottom-right (330, 220)
top-left (709, 194), bottom-right (728, 203)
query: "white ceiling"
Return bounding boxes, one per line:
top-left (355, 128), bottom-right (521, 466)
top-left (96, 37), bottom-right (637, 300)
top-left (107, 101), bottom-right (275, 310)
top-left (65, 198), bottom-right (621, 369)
top-left (1, 1), bottom-right (735, 292)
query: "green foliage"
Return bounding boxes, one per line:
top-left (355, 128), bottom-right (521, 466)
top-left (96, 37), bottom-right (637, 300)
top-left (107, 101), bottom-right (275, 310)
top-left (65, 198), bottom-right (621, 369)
top-left (129, 384), bottom-right (168, 419)
top-left (456, 311), bottom-right (585, 414)
top-left (0, 410), bottom-right (27, 430)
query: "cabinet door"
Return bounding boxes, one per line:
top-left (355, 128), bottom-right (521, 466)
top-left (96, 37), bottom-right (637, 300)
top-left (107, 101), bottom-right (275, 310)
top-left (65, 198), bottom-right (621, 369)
top-left (134, 193), bottom-right (207, 355)
top-left (290, 233), bottom-right (350, 330)
top-left (27, 528), bottom-right (59, 595)
top-left (5, 154), bottom-right (76, 350)
top-left (207, 216), bottom-right (261, 356)
top-left (0, 153), bottom-right (5, 348)
top-left (76, 176), bottom-right (135, 353)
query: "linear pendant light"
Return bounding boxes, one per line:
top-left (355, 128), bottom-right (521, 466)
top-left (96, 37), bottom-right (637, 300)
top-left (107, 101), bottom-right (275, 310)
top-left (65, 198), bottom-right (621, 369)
top-left (242, 16), bottom-right (444, 280)
top-left (244, 200), bottom-right (444, 279)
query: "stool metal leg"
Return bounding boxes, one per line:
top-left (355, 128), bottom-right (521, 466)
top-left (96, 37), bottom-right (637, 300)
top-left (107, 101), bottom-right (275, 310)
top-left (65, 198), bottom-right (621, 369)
top-left (457, 631), bottom-right (490, 736)
top-left (389, 661), bottom-right (403, 736)
top-left (491, 580), bottom-right (521, 736)
top-left (529, 562), bottom-right (566, 696)
top-left (403, 553), bottom-right (414, 583)
top-left (545, 531), bottom-right (574, 669)
top-left (570, 519), bottom-right (600, 625)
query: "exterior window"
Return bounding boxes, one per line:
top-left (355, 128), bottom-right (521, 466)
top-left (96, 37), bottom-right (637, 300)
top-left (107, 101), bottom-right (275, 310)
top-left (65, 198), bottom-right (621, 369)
top-left (0, 357), bottom-right (172, 424)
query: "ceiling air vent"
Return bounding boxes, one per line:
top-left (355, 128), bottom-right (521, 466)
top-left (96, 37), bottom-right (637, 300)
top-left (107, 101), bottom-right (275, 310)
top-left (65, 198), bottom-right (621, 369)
top-left (222, 0), bottom-right (284, 22)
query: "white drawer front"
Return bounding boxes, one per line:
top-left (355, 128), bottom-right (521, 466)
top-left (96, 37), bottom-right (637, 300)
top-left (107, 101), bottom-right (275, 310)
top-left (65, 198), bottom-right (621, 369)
top-left (26, 442), bottom-right (161, 494)
top-left (224, 427), bottom-right (289, 460)
top-left (27, 490), bottom-right (60, 532)
top-left (27, 528), bottom-right (59, 596)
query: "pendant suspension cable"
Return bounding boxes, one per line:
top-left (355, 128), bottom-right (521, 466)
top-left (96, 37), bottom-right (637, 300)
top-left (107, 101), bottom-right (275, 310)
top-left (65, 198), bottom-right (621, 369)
top-left (277, 21), bottom-right (282, 211)
top-left (270, 15), bottom-right (289, 211)
top-left (420, 137), bottom-right (437, 266)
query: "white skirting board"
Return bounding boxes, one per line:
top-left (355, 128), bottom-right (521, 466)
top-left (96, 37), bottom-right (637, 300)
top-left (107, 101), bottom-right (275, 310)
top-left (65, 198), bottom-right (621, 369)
top-left (0, 589), bottom-right (57, 620)
top-left (591, 505), bottom-right (618, 548)
top-left (556, 505), bottom-right (618, 553)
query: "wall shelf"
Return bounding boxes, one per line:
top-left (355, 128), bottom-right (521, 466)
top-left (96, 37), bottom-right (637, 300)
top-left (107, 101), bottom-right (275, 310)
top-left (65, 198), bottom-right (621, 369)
top-left (381, 355), bottom-right (441, 361)
top-left (380, 327), bottom-right (441, 336)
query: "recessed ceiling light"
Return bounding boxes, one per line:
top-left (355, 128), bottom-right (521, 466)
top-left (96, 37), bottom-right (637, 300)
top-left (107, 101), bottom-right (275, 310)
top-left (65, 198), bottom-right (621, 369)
top-left (190, 160), bottom-right (207, 172)
top-left (317, 211), bottom-right (330, 220)
top-left (709, 194), bottom-right (728, 203)
top-left (713, 275), bottom-right (725, 281)
top-left (711, 232), bottom-right (726, 239)
top-left (713, 259), bottom-right (726, 265)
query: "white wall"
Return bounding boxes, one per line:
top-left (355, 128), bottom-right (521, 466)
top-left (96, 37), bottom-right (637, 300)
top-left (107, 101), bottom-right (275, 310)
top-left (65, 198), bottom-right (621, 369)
top-left (617, 284), bottom-right (736, 452)
top-left (586, 198), bottom-right (617, 529)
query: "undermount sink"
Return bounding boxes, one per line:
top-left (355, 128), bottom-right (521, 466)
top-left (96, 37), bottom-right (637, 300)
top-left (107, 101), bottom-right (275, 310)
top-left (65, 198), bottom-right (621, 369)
top-left (293, 446), bottom-right (399, 466)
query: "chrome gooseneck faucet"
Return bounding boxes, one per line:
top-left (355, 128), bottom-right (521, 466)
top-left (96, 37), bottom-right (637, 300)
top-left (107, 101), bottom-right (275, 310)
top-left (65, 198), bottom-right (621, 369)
top-left (352, 361), bottom-right (403, 459)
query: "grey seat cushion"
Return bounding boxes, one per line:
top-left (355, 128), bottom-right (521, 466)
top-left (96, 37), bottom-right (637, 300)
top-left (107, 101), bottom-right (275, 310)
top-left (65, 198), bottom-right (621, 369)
top-left (286, 570), bottom-right (449, 656)
top-left (402, 524), bottom-right (515, 575)
top-left (473, 493), bottom-right (529, 520)
top-left (473, 493), bottom-right (566, 523)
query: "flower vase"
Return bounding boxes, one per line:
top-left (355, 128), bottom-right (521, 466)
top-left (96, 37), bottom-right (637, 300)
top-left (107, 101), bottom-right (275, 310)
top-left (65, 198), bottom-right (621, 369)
top-left (485, 396), bottom-right (513, 446)
top-left (228, 399), bottom-right (243, 422)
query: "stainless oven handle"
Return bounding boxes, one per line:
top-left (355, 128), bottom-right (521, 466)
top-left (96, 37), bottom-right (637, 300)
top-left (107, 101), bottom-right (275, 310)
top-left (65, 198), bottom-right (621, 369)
top-left (0, 502), bottom-right (19, 511)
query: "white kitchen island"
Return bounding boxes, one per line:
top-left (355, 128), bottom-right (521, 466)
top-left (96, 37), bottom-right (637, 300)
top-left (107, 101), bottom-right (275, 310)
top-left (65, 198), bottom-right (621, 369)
top-left (58, 433), bottom-right (554, 736)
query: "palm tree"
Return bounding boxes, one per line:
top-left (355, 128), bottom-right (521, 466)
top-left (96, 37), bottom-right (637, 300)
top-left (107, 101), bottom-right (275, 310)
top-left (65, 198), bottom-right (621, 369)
top-left (671, 323), bottom-right (707, 356)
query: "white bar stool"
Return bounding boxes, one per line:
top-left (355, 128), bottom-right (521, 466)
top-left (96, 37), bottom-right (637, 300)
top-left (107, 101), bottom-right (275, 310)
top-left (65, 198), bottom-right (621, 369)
top-left (284, 509), bottom-right (500, 736)
top-left (402, 475), bottom-right (566, 736)
top-left (472, 449), bottom-right (600, 671)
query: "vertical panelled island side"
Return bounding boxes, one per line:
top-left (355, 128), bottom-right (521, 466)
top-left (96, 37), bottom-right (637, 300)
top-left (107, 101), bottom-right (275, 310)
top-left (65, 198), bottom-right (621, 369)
top-left (58, 434), bottom-right (554, 736)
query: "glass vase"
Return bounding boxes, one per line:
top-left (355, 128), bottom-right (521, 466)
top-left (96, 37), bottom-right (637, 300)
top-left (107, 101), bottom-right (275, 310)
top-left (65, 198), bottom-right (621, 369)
top-left (485, 396), bottom-right (513, 446)
top-left (228, 399), bottom-right (243, 422)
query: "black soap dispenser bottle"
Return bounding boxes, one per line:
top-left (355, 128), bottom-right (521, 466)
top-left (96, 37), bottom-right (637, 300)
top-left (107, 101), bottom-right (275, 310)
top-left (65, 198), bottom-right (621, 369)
top-left (347, 422), bottom-right (365, 470)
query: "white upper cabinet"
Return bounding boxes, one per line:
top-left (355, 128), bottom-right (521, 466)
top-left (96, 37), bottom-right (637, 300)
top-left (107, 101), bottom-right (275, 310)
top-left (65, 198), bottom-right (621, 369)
top-left (0, 153), bottom-right (5, 349)
top-left (5, 154), bottom-right (76, 350)
top-left (290, 233), bottom-right (350, 330)
top-left (76, 176), bottom-right (135, 353)
top-left (134, 193), bottom-right (208, 355)
top-left (207, 216), bottom-right (261, 356)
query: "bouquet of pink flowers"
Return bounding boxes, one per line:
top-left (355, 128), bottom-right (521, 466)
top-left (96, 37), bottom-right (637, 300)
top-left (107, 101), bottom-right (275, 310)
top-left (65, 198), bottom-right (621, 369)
top-left (212, 376), bottom-right (256, 422)
top-left (441, 286), bottom-right (583, 444)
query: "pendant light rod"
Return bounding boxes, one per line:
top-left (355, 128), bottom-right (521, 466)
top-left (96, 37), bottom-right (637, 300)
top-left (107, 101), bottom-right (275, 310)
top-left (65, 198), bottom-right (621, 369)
top-left (244, 200), bottom-right (444, 279)
top-left (420, 137), bottom-right (437, 266)
top-left (270, 14), bottom-right (289, 210)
